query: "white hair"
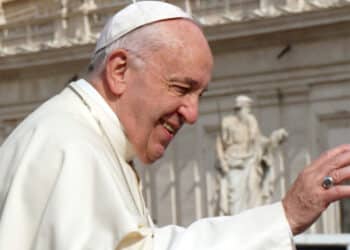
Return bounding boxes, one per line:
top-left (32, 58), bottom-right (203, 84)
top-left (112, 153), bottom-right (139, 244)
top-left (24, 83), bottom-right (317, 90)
top-left (87, 21), bottom-right (181, 78)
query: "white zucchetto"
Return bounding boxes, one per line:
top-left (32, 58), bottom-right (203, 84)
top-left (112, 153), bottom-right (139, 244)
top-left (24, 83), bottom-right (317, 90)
top-left (93, 1), bottom-right (193, 55)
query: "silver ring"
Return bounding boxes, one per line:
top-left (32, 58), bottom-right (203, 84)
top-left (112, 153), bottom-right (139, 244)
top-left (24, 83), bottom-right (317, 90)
top-left (322, 176), bottom-right (334, 189)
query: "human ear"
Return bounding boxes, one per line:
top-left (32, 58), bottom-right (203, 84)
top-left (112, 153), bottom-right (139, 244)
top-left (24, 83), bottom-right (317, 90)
top-left (105, 49), bottom-right (128, 95)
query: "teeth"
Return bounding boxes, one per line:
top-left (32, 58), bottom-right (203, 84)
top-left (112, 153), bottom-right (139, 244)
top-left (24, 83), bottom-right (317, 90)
top-left (163, 122), bottom-right (175, 134)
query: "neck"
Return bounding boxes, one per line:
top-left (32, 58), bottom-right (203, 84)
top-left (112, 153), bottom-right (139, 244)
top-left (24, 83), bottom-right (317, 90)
top-left (86, 76), bottom-right (119, 116)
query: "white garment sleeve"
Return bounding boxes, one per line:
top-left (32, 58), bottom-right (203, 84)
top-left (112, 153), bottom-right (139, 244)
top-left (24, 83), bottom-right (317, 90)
top-left (154, 202), bottom-right (295, 250)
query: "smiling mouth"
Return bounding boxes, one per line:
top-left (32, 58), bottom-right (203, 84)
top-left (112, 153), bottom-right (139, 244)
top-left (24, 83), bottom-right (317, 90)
top-left (161, 120), bottom-right (176, 135)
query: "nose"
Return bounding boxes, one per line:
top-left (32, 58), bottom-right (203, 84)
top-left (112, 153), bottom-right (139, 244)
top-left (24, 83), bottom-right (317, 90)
top-left (177, 95), bottom-right (199, 125)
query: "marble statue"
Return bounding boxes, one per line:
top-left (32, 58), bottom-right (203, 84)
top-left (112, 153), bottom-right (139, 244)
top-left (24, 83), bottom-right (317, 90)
top-left (216, 95), bottom-right (288, 215)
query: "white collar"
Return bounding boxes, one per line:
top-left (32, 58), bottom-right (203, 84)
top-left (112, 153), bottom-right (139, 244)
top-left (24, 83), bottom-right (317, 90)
top-left (75, 79), bottom-right (117, 122)
top-left (72, 79), bottom-right (135, 162)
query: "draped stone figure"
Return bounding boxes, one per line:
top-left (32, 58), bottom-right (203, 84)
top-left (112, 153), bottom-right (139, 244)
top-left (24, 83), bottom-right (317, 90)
top-left (216, 95), bottom-right (288, 215)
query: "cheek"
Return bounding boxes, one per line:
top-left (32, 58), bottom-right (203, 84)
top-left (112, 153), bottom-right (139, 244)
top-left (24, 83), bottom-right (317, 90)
top-left (130, 98), bottom-right (161, 138)
top-left (130, 86), bottom-right (160, 115)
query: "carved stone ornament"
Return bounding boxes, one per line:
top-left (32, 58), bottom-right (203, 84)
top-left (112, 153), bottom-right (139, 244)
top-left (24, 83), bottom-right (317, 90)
top-left (1, 0), bottom-right (350, 57)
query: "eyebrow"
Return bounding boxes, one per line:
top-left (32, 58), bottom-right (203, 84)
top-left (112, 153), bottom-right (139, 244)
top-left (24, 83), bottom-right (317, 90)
top-left (169, 76), bottom-right (198, 86)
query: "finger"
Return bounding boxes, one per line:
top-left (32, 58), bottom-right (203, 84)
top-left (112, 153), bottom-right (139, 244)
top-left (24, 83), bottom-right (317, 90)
top-left (326, 185), bottom-right (350, 203)
top-left (329, 164), bottom-right (350, 185)
top-left (312, 144), bottom-right (350, 172)
top-left (323, 151), bottom-right (350, 174)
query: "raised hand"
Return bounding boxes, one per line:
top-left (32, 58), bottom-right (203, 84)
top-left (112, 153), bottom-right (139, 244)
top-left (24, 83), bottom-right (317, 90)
top-left (282, 144), bottom-right (350, 235)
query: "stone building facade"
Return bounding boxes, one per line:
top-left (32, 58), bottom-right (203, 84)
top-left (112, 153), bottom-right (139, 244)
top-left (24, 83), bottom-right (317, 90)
top-left (1, 0), bottom-right (350, 238)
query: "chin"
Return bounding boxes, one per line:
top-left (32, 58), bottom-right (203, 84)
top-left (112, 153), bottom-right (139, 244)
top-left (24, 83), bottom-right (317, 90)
top-left (137, 152), bottom-right (161, 165)
top-left (136, 142), bottom-right (167, 164)
top-left (145, 150), bottom-right (166, 164)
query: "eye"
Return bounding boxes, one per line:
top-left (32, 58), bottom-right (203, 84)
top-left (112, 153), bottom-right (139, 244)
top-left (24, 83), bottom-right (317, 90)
top-left (168, 84), bottom-right (191, 96)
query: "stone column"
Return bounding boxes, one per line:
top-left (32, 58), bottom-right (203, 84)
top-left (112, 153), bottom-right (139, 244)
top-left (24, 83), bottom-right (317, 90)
top-left (0, 1), bottom-right (5, 25)
top-left (53, 0), bottom-right (69, 46)
top-left (80, 0), bottom-right (96, 43)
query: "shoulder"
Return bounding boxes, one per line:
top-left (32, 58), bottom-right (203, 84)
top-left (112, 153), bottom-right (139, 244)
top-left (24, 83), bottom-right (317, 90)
top-left (1, 92), bottom-right (108, 164)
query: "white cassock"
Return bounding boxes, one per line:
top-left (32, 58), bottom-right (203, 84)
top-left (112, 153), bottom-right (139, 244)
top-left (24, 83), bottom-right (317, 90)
top-left (0, 79), bottom-right (295, 250)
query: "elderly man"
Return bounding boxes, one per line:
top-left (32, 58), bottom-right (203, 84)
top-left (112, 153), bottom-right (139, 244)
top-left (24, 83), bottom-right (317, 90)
top-left (0, 1), bottom-right (350, 250)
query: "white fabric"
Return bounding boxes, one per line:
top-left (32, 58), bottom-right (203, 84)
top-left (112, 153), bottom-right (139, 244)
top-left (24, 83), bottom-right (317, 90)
top-left (76, 78), bottom-right (118, 122)
top-left (0, 80), bottom-right (295, 250)
top-left (94, 1), bottom-right (193, 54)
top-left (0, 81), bottom-right (151, 250)
top-left (154, 203), bottom-right (295, 250)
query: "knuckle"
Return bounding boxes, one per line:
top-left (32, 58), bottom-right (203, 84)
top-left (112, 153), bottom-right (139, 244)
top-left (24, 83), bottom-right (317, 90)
top-left (324, 185), bottom-right (343, 204)
top-left (331, 170), bottom-right (341, 184)
top-left (330, 185), bottom-right (342, 201)
top-left (333, 185), bottom-right (341, 195)
top-left (334, 155), bottom-right (342, 166)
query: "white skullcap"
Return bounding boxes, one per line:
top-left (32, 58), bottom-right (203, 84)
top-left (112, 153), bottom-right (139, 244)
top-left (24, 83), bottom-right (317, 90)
top-left (93, 1), bottom-right (193, 55)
